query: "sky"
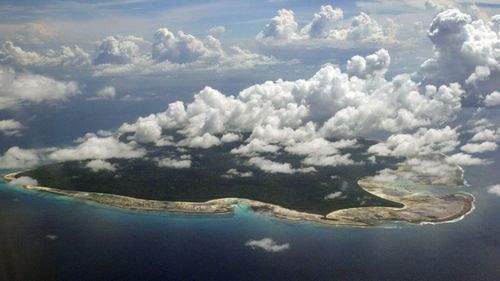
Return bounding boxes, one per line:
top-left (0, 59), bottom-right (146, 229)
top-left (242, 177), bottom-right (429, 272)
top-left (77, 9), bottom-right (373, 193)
top-left (0, 0), bottom-right (499, 190)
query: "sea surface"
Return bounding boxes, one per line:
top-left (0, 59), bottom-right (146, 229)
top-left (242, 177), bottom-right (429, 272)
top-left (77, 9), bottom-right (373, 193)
top-left (1, 151), bottom-right (500, 281)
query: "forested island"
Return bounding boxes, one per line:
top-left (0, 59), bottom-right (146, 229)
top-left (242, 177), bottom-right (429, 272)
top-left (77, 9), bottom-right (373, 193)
top-left (4, 139), bottom-right (474, 227)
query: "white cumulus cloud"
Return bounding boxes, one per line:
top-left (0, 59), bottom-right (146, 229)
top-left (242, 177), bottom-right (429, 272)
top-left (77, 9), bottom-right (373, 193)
top-left (484, 91), bottom-right (500, 107)
top-left (0, 41), bottom-right (90, 67)
top-left (324, 191), bottom-right (343, 200)
top-left (470, 129), bottom-right (499, 142)
top-left (460, 141), bottom-right (497, 154)
top-left (156, 155), bottom-right (192, 169)
top-left (0, 146), bottom-right (46, 169)
top-left (208, 26), bottom-right (226, 35)
top-left (487, 184), bottom-right (500, 196)
top-left (9, 176), bottom-right (38, 187)
top-left (221, 168), bottom-right (253, 178)
top-left (88, 86), bottom-right (116, 101)
top-left (93, 35), bottom-right (148, 65)
top-left (418, 9), bottom-right (500, 104)
top-left (0, 66), bottom-right (79, 109)
top-left (48, 136), bottom-right (145, 161)
top-left (257, 5), bottom-right (397, 45)
top-left (85, 159), bottom-right (117, 172)
top-left (94, 29), bottom-right (279, 76)
top-left (368, 126), bottom-right (460, 157)
top-left (446, 152), bottom-right (490, 166)
top-left (248, 156), bottom-right (315, 174)
top-left (245, 238), bottom-right (290, 252)
top-left (0, 119), bottom-right (24, 136)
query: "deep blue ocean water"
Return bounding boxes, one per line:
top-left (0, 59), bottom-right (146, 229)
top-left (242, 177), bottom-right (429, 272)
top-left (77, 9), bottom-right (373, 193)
top-left (1, 153), bottom-right (499, 281)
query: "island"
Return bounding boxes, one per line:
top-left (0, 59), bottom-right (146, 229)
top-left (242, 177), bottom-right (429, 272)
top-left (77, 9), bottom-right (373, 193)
top-left (2, 140), bottom-right (474, 227)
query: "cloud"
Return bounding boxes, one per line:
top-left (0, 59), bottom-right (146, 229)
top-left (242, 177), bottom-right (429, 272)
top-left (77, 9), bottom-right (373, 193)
top-left (1, 28), bottom-right (278, 77)
top-left (45, 234), bottom-right (58, 241)
top-left (256, 5), bottom-right (397, 45)
top-left (2, 4), bottom-right (497, 182)
top-left (487, 184), bottom-right (500, 196)
top-left (93, 29), bottom-right (280, 76)
top-left (152, 28), bottom-right (220, 63)
top-left (8, 176), bottom-right (38, 186)
top-left (231, 139), bottom-right (281, 156)
top-left (460, 141), bottom-right (497, 154)
top-left (317, 71), bottom-right (463, 138)
top-left (97, 86), bottom-right (116, 99)
top-left (484, 91), bottom-right (500, 107)
top-left (248, 156), bottom-right (315, 174)
top-left (445, 152), bottom-right (491, 166)
top-left (109, 47), bottom-right (472, 173)
top-left (0, 41), bottom-right (90, 67)
top-left (208, 26), bottom-right (226, 35)
top-left (257, 9), bottom-right (300, 41)
top-left (343, 12), bottom-right (397, 43)
top-left (152, 27), bottom-right (278, 67)
top-left (302, 153), bottom-right (356, 167)
top-left (425, 0), bottom-right (449, 15)
top-left (132, 116), bottom-right (163, 144)
top-left (0, 41), bottom-right (46, 66)
top-left (301, 5), bottom-right (344, 39)
top-left (88, 86), bottom-right (116, 101)
top-left (372, 156), bottom-right (464, 185)
top-left (0, 135), bottom-right (146, 169)
top-left (120, 94), bottom-right (144, 102)
top-left (178, 133), bottom-right (221, 149)
top-left (0, 66), bottom-right (79, 109)
top-left (220, 132), bottom-right (241, 143)
top-left (221, 168), bottom-right (253, 179)
top-left (324, 191), bottom-right (343, 200)
top-left (245, 238), bottom-right (290, 252)
top-left (156, 155), bottom-right (192, 168)
top-left (405, 157), bottom-right (461, 185)
top-left (48, 136), bottom-right (145, 161)
top-left (85, 159), bottom-right (117, 172)
top-left (346, 48), bottom-right (390, 78)
top-left (0, 119), bottom-right (23, 136)
top-left (470, 129), bottom-right (499, 142)
top-left (368, 126), bottom-right (460, 157)
top-left (5, 23), bottom-right (54, 45)
top-left (282, 137), bottom-right (358, 167)
top-left (93, 35), bottom-right (148, 65)
top-left (425, 1), bottom-right (492, 21)
top-left (284, 138), bottom-right (355, 156)
top-left (244, 123), bottom-right (317, 148)
top-left (371, 168), bottom-right (399, 183)
top-left (417, 9), bottom-right (500, 104)
top-left (463, 117), bottom-right (499, 137)
top-left (0, 146), bottom-right (45, 169)
top-left (122, 49), bottom-right (463, 147)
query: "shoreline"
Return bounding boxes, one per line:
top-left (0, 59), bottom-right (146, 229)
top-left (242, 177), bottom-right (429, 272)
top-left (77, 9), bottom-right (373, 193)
top-left (2, 169), bottom-right (475, 228)
top-left (2, 171), bottom-right (368, 227)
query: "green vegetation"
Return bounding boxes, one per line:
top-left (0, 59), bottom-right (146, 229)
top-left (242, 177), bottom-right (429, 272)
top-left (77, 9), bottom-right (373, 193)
top-left (19, 139), bottom-right (403, 215)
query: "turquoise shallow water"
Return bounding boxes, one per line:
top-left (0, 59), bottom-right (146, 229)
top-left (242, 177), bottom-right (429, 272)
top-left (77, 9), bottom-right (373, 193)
top-left (1, 154), bottom-right (500, 281)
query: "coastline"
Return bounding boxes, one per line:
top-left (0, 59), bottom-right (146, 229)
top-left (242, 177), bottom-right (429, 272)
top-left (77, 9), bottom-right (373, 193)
top-left (2, 171), bottom-right (368, 227)
top-left (2, 169), bottom-right (475, 228)
top-left (326, 179), bottom-right (474, 225)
